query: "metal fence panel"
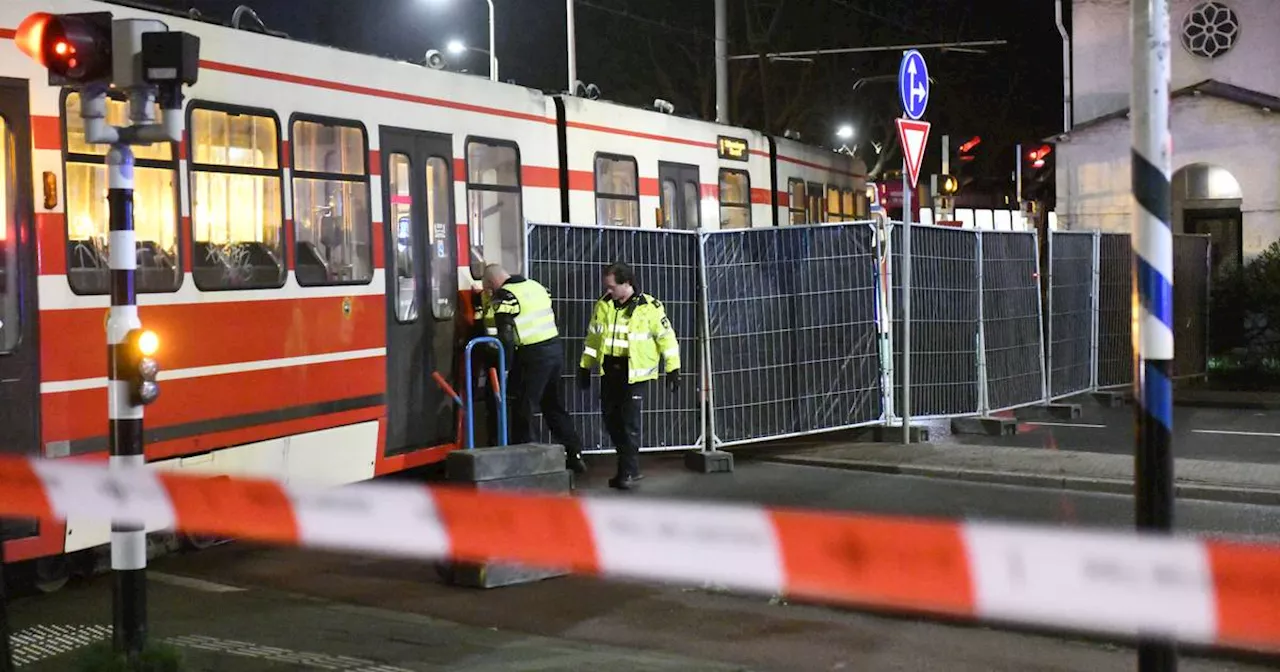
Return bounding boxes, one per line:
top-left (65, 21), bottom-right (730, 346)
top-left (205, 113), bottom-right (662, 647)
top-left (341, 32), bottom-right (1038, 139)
top-left (1047, 231), bottom-right (1097, 399)
top-left (1172, 234), bottom-right (1210, 379)
top-left (525, 223), bottom-right (702, 452)
top-left (1096, 233), bottom-right (1134, 388)
top-left (890, 224), bottom-right (981, 418)
top-left (980, 230), bottom-right (1047, 412)
top-left (703, 224), bottom-right (882, 445)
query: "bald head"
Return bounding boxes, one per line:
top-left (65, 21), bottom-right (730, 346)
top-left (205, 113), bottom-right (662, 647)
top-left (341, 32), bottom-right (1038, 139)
top-left (482, 264), bottom-right (511, 293)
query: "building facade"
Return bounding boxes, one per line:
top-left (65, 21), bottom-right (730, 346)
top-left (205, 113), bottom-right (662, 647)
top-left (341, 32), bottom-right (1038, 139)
top-left (1057, 0), bottom-right (1280, 272)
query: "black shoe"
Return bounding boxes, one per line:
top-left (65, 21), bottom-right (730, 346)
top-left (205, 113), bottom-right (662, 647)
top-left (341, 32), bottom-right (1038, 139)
top-left (608, 475), bottom-right (639, 490)
top-left (567, 456), bottom-right (587, 474)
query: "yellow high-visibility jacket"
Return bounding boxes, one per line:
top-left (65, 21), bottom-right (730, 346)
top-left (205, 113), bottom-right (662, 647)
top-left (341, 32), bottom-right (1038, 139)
top-left (579, 293), bottom-right (680, 383)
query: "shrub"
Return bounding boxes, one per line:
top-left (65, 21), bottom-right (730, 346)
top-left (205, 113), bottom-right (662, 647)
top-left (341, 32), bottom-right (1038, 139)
top-left (74, 642), bottom-right (183, 672)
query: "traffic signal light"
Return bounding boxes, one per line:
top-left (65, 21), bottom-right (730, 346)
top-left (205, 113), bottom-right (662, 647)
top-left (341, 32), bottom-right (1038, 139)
top-left (957, 136), bottom-right (981, 163)
top-left (937, 174), bottom-right (959, 195)
top-left (16, 12), bottom-right (114, 85)
top-left (1027, 144), bottom-right (1053, 170)
top-left (120, 329), bottom-right (161, 406)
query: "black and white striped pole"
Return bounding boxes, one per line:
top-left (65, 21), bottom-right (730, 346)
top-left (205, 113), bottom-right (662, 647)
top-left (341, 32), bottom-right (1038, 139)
top-left (106, 141), bottom-right (159, 658)
top-left (1131, 0), bottom-right (1176, 670)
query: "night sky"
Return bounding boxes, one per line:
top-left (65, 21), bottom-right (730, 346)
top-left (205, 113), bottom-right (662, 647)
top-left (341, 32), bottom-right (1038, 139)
top-left (135, 0), bottom-right (1069, 182)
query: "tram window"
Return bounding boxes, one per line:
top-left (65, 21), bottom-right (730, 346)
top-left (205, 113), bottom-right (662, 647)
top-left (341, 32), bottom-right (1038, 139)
top-left (594, 154), bottom-right (639, 228)
top-left (660, 179), bottom-right (676, 228)
top-left (189, 104), bottom-right (285, 290)
top-left (827, 186), bottom-right (843, 221)
top-left (387, 153), bottom-right (417, 323)
top-left (807, 182), bottom-right (824, 223)
top-left (718, 169), bottom-right (751, 230)
top-left (682, 180), bottom-right (700, 230)
top-left (426, 156), bottom-right (456, 320)
top-left (465, 138), bottom-right (522, 280)
top-left (843, 188), bottom-right (856, 220)
top-left (1, 116), bottom-right (17, 353)
top-left (63, 92), bottom-right (180, 295)
top-left (788, 179), bottom-right (806, 225)
top-left (291, 117), bottom-right (372, 286)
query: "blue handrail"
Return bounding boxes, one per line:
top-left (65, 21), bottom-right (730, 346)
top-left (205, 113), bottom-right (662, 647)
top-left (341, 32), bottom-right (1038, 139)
top-left (464, 336), bottom-right (508, 450)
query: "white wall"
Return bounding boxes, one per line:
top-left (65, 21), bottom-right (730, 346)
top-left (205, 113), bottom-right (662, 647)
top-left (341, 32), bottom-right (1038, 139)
top-left (1056, 94), bottom-right (1280, 256)
top-left (1073, 0), bottom-right (1280, 123)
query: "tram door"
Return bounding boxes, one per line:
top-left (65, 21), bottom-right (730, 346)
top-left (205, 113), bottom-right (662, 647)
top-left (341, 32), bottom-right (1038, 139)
top-left (658, 162), bottom-right (701, 230)
top-left (380, 128), bottom-right (459, 454)
top-left (0, 78), bottom-right (40, 459)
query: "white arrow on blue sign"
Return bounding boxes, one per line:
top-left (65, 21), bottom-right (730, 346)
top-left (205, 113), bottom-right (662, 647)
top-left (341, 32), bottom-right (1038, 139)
top-left (898, 49), bottom-right (930, 120)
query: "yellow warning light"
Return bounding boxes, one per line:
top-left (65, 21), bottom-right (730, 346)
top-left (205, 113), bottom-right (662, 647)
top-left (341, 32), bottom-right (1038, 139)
top-left (137, 330), bottom-right (159, 357)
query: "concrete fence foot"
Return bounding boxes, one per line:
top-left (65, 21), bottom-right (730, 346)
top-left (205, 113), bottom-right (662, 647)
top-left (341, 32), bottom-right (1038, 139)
top-left (1092, 391), bottom-right (1130, 408)
top-left (951, 416), bottom-right (1018, 436)
top-left (1013, 404), bottom-right (1083, 421)
top-left (442, 443), bottom-right (571, 589)
top-left (684, 450), bottom-right (735, 474)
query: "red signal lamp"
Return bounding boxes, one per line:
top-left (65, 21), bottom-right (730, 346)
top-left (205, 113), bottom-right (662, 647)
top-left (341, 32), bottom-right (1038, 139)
top-left (958, 136), bottom-right (981, 154)
top-left (16, 12), bottom-right (113, 84)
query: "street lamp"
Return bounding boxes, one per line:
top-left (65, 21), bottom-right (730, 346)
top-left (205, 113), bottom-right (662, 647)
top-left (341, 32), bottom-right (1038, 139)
top-left (835, 125), bottom-right (857, 156)
top-left (445, 38), bottom-right (498, 79)
top-left (836, 124), bottom-right (855, 141)
top-left (427, 0), bottom-right (496, 81)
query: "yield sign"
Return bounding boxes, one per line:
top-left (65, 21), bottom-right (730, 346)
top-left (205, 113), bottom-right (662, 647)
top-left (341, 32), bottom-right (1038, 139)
top-left (896, 118), bottom-right (931, 191)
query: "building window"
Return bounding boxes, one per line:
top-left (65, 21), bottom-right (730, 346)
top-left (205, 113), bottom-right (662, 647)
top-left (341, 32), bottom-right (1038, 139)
top-left (594, 153), bottom-right (639, 227)
top-left (842, 189), bottom-right (856, 220)
top-left (719, 169), bottom-right (751, 229)
top-left (788, 179), bottom-right (806, 225)
top-left (290, 117), bottom-right (372, 286)
top-left (466, 138), bottom-right (522, 280)
top-left (188, 104), bottom-right (286, 290)
top-left (63, 92), bottom-right (180, 294)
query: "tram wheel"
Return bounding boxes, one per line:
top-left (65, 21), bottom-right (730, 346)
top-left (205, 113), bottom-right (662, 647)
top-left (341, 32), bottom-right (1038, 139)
top-left (33, 556), bottom-right (70, 594)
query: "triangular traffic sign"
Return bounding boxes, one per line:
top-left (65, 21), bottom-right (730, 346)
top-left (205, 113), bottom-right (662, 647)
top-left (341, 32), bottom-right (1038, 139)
top-left (896, 118), bottom-right (931, 191)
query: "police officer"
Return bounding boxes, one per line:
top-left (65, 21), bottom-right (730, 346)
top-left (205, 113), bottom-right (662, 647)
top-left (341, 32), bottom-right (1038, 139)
top-left (577, 262), bottom-right (680, 490)
top-left (482, 264), bottom-right (587, 474)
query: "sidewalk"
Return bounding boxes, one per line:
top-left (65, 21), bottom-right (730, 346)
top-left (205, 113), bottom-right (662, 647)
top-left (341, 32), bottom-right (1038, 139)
top-left (762, 442), bottom-right (1280, 506)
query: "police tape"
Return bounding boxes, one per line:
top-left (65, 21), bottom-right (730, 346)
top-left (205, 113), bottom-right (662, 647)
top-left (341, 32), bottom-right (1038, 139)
top-left (1, 455), bottom-right (1279, 652)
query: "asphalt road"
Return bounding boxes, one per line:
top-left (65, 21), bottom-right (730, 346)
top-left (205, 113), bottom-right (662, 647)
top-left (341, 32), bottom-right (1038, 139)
top-left (925, 400), bottom-right (1280, 464)
top-left (7, 457), bottom-right (1280, 671)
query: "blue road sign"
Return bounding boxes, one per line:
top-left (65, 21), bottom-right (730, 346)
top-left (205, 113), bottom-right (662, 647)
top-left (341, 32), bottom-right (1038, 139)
top-left (898, 50), bottom-right (930, 120)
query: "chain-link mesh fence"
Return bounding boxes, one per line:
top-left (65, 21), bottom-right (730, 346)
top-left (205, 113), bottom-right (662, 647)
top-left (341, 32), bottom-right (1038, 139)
top-left (980, 231), bottom-right (1048, 412)
top-left (1096, 233), bottom-right (1135, 389)
top-left (702, 224), bottom-right (882, 445)
top-left (525, 223), bottom-right (702, 453)
top-left (1172, 234), bottom-right (1210, 379)
top-left (890, 224), bottom-right (982, 418)
top-left (1047, 231), bottom-right (1098, 399)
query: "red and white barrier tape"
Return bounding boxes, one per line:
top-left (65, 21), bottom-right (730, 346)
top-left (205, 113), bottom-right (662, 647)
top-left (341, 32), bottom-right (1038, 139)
top-left (1, 455), bottom-right (1278, 652)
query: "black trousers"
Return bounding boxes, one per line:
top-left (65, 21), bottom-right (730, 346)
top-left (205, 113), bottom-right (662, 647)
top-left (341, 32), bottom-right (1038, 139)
top-left (602, 356), bottom-right (644, 478)
top-left (508, 339), bottom-right (583, 458)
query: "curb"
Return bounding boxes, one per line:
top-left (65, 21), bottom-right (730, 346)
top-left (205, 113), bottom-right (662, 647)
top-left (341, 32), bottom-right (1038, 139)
top-left (767, 455), bottom-right (1280, 507)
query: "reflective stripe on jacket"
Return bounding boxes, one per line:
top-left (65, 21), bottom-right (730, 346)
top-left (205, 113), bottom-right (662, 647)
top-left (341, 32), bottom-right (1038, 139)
top-left (579, 292), bottom-right (680, 383)
top-left (483, 277), bottom-right (559, 346)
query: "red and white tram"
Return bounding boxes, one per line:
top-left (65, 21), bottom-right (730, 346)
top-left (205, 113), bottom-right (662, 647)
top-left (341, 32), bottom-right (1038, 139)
top-left (0, 0), bottom-right (866, 576)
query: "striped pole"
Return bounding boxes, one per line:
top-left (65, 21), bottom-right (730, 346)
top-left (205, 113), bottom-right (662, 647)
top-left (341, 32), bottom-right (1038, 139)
top-left (1131, 1), bottom-right (1175, 670)
top-left (106, 143), bottom-right (148, 657)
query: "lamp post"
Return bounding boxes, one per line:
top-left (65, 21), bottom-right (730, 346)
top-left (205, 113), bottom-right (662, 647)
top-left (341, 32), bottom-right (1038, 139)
top-left (429, 0), bottom-right (497, 81)
top-left (447, 39), bottom-right (498, 80)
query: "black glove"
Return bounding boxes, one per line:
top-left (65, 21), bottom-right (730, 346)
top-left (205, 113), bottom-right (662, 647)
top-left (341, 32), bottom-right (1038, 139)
top-left (577, 367), bottom-right (592, 391)
top-left (666, 369), bottom-right (680, 393)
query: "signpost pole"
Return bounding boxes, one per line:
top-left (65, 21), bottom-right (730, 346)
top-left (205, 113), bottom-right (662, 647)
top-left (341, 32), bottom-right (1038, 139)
top-left (1132, 0), bottom-right (1176, 669)
top-left (895, 49), bottom-right (931, 445)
